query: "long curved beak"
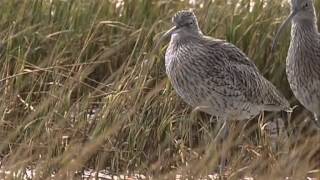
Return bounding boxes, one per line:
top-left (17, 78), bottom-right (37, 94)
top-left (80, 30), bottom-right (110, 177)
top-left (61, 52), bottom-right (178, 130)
top-left (271, 10), bottom-right (298, 53)
top-left (152, 26), bottom-right (177, 54)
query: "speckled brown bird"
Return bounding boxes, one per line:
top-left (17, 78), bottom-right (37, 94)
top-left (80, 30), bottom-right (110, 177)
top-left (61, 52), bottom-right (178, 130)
top-left (272, 0), bottom-right (320, 127)
top-left (156, 10), bottom-right (290, 122)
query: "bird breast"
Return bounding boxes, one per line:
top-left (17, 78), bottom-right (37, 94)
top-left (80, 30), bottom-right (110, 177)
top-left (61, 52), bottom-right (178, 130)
top-left (286, 27), bottom-right (320, 113)
top-left (165, 43), bottom-right (211, 107)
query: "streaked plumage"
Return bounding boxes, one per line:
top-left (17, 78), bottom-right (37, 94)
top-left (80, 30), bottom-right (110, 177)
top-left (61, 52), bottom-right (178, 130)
top-left (159, 10), bottom-right (290, 121)
top-left (272, 0), bottom-right (320, 127)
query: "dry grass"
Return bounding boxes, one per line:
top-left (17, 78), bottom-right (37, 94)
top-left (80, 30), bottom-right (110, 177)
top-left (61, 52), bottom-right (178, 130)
top-left (0, 0), bottom-right (319, 179)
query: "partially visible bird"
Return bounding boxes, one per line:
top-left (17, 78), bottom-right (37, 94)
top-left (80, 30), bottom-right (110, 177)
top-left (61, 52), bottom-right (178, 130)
top-left (272, 0), bottom-right (320, 127)
top-left (156, 10), bottom-right (290, 123)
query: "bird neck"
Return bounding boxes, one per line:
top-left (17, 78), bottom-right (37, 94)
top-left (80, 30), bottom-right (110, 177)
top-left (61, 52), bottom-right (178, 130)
top-left (170, 31), bottom-right (202, 47)
top-left (291, 19), bottom-right (318, 41)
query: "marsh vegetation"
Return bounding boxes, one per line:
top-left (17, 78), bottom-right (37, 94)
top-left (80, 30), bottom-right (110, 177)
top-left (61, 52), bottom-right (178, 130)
top-left (0, 0), bottom-right (319, 179)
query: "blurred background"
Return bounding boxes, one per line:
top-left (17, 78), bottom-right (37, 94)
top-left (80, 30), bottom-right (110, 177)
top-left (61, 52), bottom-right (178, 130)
top-left (0, 0), bottom-right (319, 179)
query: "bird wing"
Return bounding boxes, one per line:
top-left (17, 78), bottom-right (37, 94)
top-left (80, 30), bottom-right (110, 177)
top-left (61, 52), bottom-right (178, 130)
top-left (203, 38), bottom-right (290, 111)
top-left (203, 36), bottom-right (258, 68)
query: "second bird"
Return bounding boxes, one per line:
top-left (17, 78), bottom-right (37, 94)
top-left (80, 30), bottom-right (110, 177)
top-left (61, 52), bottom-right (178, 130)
top-left (272, 0), bottom-right (320, 127)
top-left (157, 10), bottom-right (290, 123)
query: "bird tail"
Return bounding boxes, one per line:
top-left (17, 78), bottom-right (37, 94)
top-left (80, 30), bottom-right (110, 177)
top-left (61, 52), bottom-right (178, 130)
top-left (263, 79), bottom-right (291, 112)
top-left (312, 113), bottom-right (320, 128)
top-left (262, 104), bottom-right (292, 112)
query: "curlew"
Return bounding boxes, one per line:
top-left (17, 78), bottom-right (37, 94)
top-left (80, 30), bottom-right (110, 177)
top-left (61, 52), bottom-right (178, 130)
top-left (155, 10), bottom-right (290, 124)
top-left (272, 0), bottom-right (320, 127)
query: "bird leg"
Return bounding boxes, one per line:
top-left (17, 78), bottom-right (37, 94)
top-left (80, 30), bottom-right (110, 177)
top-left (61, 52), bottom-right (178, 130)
top-left (214, 119), bottom-right (228, 142)
top-left (213, 119), bottom-right (230, 176)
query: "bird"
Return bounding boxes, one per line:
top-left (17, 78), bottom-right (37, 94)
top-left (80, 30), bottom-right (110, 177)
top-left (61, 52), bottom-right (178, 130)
top-left (155, 10), bottom-right (290, 123)
top-left (154, 9), bottom-right (290, 173)
top-left (272, 0), bottom-right (320, 127)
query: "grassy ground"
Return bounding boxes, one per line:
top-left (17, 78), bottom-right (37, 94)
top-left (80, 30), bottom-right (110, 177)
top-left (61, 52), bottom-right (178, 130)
top-left (0, 0), bottom-right (319, 179)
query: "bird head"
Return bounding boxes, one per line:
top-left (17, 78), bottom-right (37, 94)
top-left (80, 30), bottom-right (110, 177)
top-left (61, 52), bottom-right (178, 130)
top-left (271, 0), bottom-right (316, 52)
top-left (290, 0), bottom-right (316, 22)
top-left (153, 10), bottom-right (202, 52)
top-left (171, 10), bottom-right (201, 35)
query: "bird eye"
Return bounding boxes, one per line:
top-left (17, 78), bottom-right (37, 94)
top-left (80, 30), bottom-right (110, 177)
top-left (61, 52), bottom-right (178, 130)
top-left (303, 2), bottom-right (309, 8)
top-left (187, 21), bottom-right (194, 26)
